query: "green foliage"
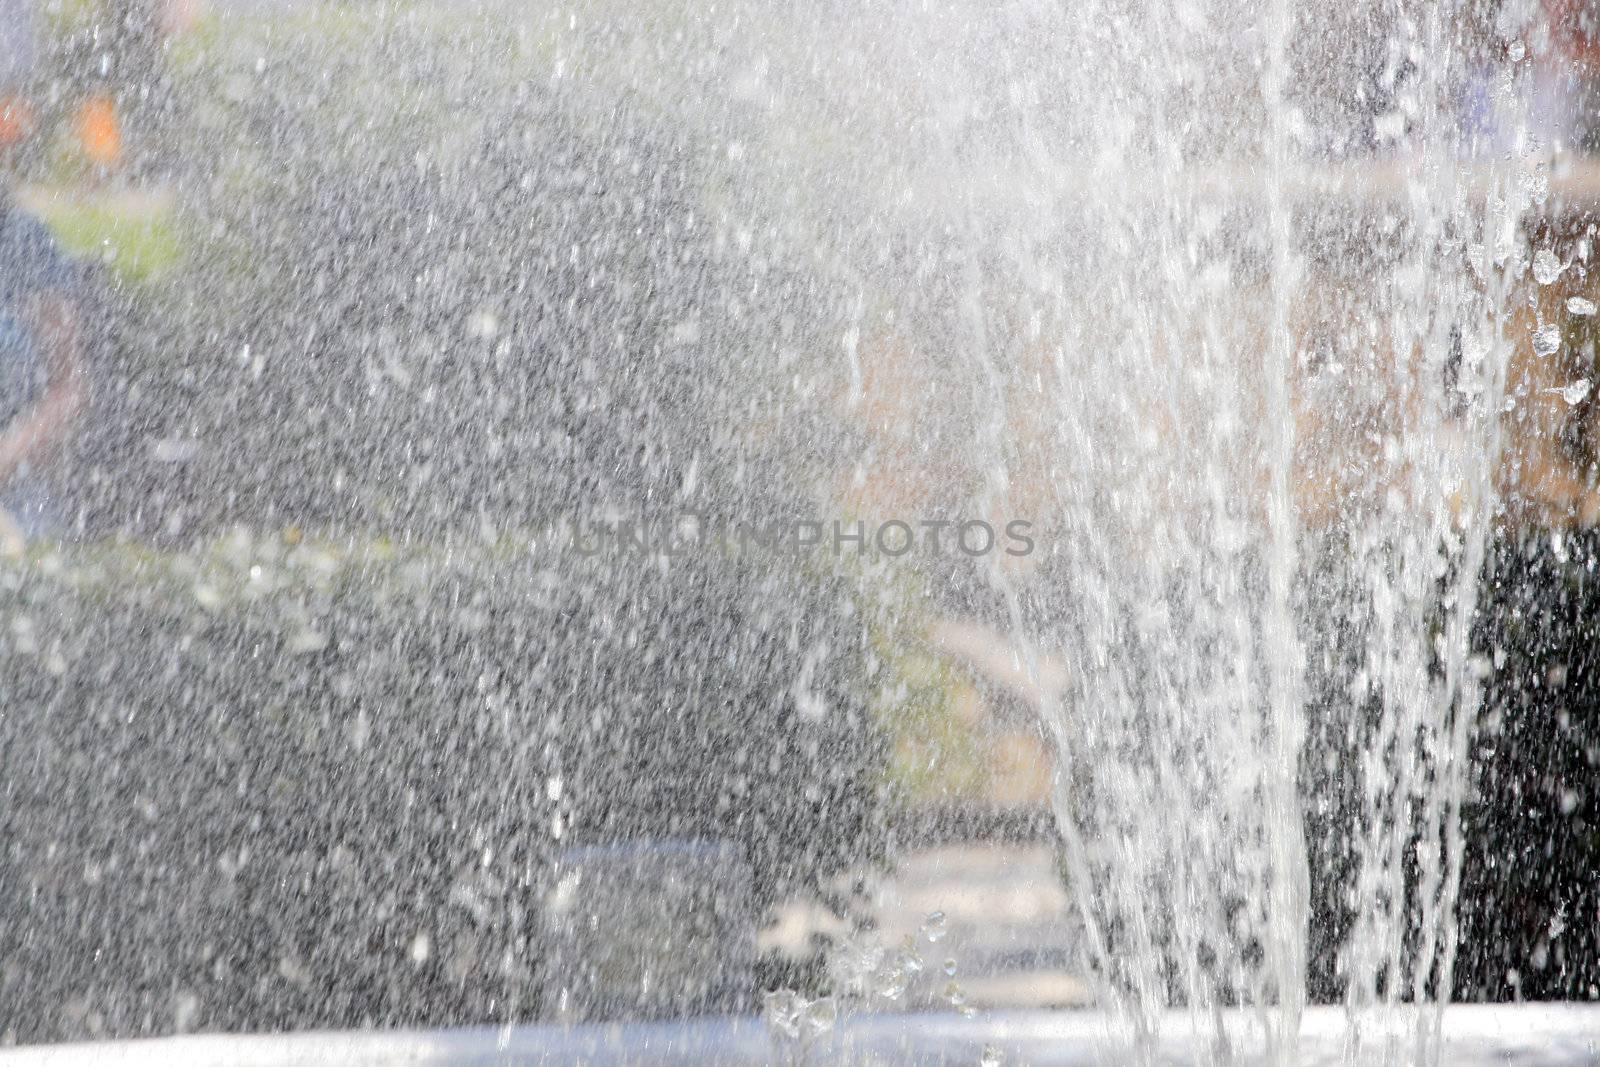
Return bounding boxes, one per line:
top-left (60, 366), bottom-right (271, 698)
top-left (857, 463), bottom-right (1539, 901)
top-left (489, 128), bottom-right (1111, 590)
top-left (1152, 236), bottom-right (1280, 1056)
top-left (24, 191), bottom-right (182, 286)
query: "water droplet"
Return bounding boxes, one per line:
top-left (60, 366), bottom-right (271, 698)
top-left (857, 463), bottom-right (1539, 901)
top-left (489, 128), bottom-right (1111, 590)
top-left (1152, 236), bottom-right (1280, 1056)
top-left (1534, 248), bottom-right (1565, 285)
top-left (287, 628), bottom-right (328, 654)
top-left (895, 948), bottom-right (923, 979)
top-left (876, 964), bottom-right (909, 1001)
top-left (173, 991), bottom-right (200, 1033)
top-left (277, 956), bottom-right (312, 987)
top-left (803, 995), bottom-right (837, 1037)
top-left (980, 1045), bottom-right (1004, 1067)
top-left (1568, 296), bottom-right (1597, 316)
top-left (943, 957), bottom-right (958, 976)
top-left (762, 989), bottom-right (804, 1040)
top-left (466, 308), bottom-right (500, 339)
top-left (409, 932), bottom-right (432, 964)
top-left (1544, 379), bottom-right (1591, 406)
top-left (1533, 323), bottom-right (1562, 357)
top-left (920, 909), bottom-right (947, 943)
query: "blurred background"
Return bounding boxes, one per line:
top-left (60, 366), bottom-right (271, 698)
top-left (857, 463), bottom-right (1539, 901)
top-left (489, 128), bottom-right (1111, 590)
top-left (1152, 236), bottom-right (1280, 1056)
top-left (0, 0), bottom-right (1597, 1047)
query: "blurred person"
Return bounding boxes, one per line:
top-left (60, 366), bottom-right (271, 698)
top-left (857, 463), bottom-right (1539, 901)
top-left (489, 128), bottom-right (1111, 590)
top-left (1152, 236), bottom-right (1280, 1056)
top-left (0, 0), bottom-right (42, 154)
top-left (80, 0), bottom-right (166, 169)
top-left (8, 0), bottom-right (199, 176)
top-left (0, 178), bottom-right (86, 552)
top-left (75, 0), bottom-right (200, 172)
top-left (64, 0), bottom-right (161, 173)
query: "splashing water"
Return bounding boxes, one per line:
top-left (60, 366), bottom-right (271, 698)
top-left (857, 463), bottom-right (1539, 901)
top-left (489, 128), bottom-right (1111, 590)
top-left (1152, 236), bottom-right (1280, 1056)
top-left (881, 1), bottom-right (1534, 1060)
top-left (3, 0), bottom-right (1573, 1058)
top-left (268, 0), bottom-right (1529, 1056)
top-left (609, 0), bottom-right (1541, 1058)
top-left (925, 3), bottom-right (1532, 1062)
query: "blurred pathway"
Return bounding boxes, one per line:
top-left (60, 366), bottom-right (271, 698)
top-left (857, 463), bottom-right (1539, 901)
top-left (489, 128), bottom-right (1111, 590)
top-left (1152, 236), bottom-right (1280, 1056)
top-left (869, 844), bottom-right (1090, 1011)
top-left (763, 843), bottom-right (1092, 1012)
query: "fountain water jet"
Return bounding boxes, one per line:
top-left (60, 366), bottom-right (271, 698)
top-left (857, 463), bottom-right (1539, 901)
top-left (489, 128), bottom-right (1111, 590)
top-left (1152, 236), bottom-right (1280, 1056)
top-left (731, 0), bottom-right (1554, 1058)
top-left (4, 0), bottom-right (1598, 1061)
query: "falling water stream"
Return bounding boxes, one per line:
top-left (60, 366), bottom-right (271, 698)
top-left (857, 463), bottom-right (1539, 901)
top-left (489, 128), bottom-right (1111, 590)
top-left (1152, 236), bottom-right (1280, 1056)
top-left (631, 0), bottom-right (1539, 1058)
top-left (3, 0), bottom-right (1579, 1061)
top-left (961, 1), bottom-right (1531, 1059)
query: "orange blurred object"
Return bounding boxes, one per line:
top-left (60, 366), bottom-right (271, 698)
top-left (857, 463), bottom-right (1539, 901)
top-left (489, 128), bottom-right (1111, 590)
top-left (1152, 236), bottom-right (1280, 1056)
top-left (75, 93), bottom-right (123, 168)
top-left (0, 96), bottom-right (38, 151)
